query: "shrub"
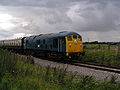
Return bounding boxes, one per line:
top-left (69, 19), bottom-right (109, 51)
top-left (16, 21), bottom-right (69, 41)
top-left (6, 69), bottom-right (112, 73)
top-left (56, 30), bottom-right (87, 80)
top-left (0, 49), bottom-right (120, 90)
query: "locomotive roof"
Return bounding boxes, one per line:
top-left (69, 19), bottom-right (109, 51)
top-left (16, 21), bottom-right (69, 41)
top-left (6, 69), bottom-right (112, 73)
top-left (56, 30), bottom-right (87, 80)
top-left (25, 31), bottom-right (80, 40)
top-left (37, 31), bottom-right (80, 38)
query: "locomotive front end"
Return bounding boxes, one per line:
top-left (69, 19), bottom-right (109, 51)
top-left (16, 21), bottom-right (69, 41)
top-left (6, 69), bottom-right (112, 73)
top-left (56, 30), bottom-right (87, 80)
top-left (65, 34), bottom-right (84, 59)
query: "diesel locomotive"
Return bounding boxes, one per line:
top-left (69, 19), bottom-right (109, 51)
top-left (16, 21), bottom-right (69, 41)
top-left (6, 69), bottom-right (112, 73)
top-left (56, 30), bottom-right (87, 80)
top-left (0, 31), bottom-right (84, 59)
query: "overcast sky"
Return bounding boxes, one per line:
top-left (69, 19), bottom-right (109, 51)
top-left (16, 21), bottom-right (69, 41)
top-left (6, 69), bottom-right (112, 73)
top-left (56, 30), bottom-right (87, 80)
top-left (0, 0), bottom-right (120, 42)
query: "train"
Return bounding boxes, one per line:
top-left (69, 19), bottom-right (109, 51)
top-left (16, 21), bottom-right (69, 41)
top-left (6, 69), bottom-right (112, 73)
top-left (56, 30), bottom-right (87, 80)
top-left (0, 31), bottom-right (84, 59)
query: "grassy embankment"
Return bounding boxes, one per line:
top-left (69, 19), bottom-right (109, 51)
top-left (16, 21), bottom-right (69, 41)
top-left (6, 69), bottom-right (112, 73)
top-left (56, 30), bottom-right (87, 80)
top-left (0, 49), bottom-right (120, 90)
top-left (80, 44), bottom-right (120, 67)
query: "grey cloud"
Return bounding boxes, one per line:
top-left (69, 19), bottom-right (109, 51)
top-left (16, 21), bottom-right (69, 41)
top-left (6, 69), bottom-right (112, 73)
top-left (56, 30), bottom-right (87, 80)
top-left (0, 0), bottom-right (73, 7)
top-left (0, 0), bottom-right (43, 6)
top-left (67, 1), bottom-right (120, 32)
top-left (0, 0), bottom-right (120, 41)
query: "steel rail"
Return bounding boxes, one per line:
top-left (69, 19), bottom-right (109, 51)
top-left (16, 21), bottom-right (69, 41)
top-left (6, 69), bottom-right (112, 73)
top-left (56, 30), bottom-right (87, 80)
top-left (71, 62), bottom-right (120, 73)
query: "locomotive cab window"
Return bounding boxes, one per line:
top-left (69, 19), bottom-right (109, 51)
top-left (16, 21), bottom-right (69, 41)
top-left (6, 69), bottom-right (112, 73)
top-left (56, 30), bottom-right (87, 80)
top-left (78, 36), bottom-right (82, 41)
top-left (67, 36), bottom-right (72, 41)
top-left (73, 35), bottom-right (77, 39)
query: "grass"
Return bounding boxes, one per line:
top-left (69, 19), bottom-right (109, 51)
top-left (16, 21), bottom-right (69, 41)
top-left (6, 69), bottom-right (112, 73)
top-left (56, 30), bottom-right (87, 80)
top-left (0, 49), bottom-right (63, 90)
top-left (80, 44), bottom-right (120, 67)
top-left (0, 49), bottom-right (120, 90)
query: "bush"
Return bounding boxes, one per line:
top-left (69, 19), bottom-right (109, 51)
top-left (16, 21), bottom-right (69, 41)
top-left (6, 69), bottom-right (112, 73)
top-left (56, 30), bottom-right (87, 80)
top-left (0, 49), bottom-right (120, 90)
top-left (80, 47), bottom-right (120, 67)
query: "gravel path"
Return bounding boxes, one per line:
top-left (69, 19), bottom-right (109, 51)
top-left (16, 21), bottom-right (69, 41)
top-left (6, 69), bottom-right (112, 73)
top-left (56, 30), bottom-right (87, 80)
top-left (33, 57), bottom-right (120, 81)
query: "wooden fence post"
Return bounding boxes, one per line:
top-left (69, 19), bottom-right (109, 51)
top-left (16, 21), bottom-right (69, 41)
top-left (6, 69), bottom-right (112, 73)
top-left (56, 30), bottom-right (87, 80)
top-left (117, 44), bottom-right (120, 60)
top-left (108, 44), bottom-right (110, 50)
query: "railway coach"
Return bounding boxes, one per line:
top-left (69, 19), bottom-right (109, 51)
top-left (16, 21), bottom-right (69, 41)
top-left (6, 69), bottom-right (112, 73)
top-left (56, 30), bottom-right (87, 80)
top-left (0, 38), bottom-right (25, 50)
top-left (0, 31), bottom-right (84, 59)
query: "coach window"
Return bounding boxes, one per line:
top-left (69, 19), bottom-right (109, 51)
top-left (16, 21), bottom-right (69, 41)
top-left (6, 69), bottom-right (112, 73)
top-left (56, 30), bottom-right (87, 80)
top-left (67, 36), bottom-right (72, 41)
top-left (53, 39), bottom-right (58, 48)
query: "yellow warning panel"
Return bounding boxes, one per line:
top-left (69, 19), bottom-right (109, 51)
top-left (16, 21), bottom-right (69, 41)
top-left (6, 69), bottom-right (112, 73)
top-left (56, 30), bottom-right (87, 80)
top-left (66, 35), bottom-right (83, 53)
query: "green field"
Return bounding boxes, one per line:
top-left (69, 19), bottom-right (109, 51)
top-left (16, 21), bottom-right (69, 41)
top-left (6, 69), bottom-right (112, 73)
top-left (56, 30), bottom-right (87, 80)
top-left (80, 44), bottom-right (120, 67)
top-left (0, 49), bottom-right (120, 90)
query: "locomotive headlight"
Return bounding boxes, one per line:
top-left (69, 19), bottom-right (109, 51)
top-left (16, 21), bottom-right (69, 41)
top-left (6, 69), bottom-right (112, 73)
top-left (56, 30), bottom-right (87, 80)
top-left (80, 44), bottom-right (82, 46)
top-left (74, 40), bottom-right (77, 43)
top-left (69, 43), bottom-right (71, 46)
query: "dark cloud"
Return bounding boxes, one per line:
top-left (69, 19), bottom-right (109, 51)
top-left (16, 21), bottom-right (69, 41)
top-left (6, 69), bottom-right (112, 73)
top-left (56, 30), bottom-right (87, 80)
top-left (0, 0), bottom-right (120, 41)
top-left (0, 0), bottom-right (73, 7)
top-left (0, 0), bottom-right (42, 6)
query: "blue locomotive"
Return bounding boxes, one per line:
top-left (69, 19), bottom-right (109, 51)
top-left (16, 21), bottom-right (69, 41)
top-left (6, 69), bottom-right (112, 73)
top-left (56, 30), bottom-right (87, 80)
top-left (0, 31), bottom-right (84, 59)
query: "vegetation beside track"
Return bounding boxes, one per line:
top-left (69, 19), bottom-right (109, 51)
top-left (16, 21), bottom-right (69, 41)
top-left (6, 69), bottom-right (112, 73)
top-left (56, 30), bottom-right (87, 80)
top-left (0, 49), bottom-right (120, 90)
top-left (80, 44), bottom-right (120, 67)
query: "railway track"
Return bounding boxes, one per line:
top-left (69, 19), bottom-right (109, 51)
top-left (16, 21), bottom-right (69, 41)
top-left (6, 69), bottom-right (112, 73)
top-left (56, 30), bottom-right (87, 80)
top-left (32, 56), bottom-right (120, 74)
top-left (9, 50), bottom-right (120, 75)
top-left (34, 57), bottom-right (120, 74)
top-left (71, 61), bottom-right (120, 74)
top-left (5, 48), bottom-right (120, 74)
top-left (33, 57), bottom-right (120, 81)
